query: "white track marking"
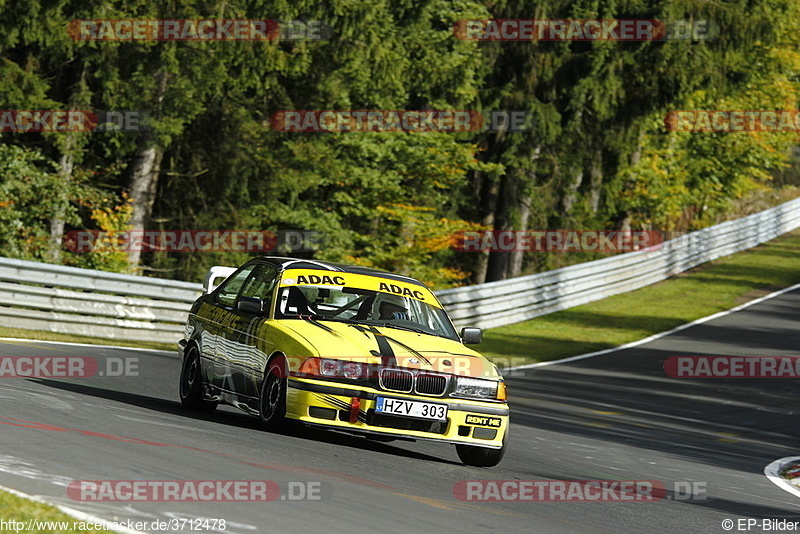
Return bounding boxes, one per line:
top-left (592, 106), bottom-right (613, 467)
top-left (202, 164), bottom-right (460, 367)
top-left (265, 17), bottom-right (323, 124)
top-left (504, 281), bottom-right (800, 371)
top-left (0, 336), bottom-right (177, 355)
top-left (0, 482), bottom-right (146, 534)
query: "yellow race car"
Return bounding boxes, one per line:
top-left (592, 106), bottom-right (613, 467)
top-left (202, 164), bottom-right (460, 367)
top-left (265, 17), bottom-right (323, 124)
top-left (179, 257), bottom-right (509, 467)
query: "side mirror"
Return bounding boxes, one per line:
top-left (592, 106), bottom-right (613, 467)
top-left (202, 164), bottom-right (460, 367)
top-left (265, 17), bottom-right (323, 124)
top-left (461, 327), bottom-right (483, 345)
top-left (203, 266), bottom-right (237, 294)
top-left (237, 297), bottom-right (266, 315)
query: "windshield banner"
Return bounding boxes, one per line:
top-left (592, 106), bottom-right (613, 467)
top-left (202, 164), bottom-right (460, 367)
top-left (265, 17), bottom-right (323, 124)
top-left (279, 269), bottom-right (439, 307)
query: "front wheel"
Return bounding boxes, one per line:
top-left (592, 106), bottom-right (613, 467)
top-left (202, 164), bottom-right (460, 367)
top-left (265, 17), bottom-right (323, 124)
top-left (456, 429), bottom-right (508, 467)
top-left (179, 347), bottom-right (217, 411)
top-left (259, 357), bottom-right (288, 430)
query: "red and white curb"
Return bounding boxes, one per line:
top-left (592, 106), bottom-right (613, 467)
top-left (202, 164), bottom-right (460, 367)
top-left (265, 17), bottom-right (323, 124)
top-left (765, 457), bottom-right (800, 499)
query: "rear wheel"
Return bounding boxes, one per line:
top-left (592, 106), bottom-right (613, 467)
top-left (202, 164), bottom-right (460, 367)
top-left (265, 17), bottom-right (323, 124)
top-left (456, 428), bottom-right (508, 467)
top-left (179, 347), bottom-right (217, 411)
top-left (259, 357), bottom-right (288, 430)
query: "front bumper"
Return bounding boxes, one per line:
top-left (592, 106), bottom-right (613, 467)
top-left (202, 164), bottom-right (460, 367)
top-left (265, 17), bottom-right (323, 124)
top-left (286, 377), bottom-right (509, 448)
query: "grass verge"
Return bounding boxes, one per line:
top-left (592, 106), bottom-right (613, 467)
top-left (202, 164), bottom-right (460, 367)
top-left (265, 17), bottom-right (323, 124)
top-left (0, 490), bottom-right (115, 533)
top-left (481, 229), bottom-right (800, 366)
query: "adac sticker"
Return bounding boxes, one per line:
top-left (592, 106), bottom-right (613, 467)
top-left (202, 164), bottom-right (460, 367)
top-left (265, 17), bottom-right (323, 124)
top-left (465, 414), bottom-right (502, 427)
top-left (280, 269), bottom-right (440, 307)
top-left (294, 274), bottom-right (345, 285)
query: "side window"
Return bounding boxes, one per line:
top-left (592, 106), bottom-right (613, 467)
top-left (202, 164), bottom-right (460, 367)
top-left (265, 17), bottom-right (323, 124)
top-left (239, 264), bottom-right (278, 313)
top-left (216, 264), bottom-right (256, 307)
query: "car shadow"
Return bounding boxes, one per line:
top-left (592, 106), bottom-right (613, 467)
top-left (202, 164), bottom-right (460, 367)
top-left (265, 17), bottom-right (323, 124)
top-left (29, 377), bottom-right (462, 466)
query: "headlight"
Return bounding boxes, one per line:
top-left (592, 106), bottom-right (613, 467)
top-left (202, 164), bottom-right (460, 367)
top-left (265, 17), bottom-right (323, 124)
top-left (452, 376), bottom-right (499, 400)
top-left (299, 357), bottom-right (368, 380)
top-left (341, 362), bottom-right (365, 380)
top-left (320, 359), bottom-right (340, 376)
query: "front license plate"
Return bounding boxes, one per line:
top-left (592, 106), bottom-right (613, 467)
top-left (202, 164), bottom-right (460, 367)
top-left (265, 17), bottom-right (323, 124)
top-left (375, 397), bottom-right (448, 421)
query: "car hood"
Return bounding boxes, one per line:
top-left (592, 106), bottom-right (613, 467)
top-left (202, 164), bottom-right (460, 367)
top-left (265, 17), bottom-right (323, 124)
top-left (277, 319), bottom-right (500, 379)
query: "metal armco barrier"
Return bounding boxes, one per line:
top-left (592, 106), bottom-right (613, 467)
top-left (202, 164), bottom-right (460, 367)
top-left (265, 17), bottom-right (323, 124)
top-left (0, 258), bottom-right (201, 343)
top-left (0, 197), bottom-right (798, 343)
top-left (438, 197), bottom-right (800, 329)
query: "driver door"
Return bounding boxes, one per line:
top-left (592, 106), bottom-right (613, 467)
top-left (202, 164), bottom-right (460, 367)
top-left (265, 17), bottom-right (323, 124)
top-left (230, 263), bottom-right (279, 400)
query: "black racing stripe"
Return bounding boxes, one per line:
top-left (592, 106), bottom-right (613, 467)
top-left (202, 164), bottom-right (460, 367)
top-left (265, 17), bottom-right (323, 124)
top-left (376, 333), bottom-right (431, 365)
top-left (320, 394), bottom-right (350, 410)
top-left (301, 316), bottom-right (341, 337)
top-left (373, 334), bottom-right (396, 367)
top-left (319, 394), bottom-right (368, 422)
top-left (290, 379), bottom-right (378, 400)
top-left (352, 324), bottom-right (397, 367)
top-left (350, 323), bottom-right (374, 338)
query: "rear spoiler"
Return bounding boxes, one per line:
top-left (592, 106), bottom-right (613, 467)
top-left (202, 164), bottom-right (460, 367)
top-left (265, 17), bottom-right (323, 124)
top-left (203, 266), bottom-right (237, 294)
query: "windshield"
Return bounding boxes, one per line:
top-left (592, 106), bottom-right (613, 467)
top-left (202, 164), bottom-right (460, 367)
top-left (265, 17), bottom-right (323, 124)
top-left (275, 269), bottom-right (459, 341)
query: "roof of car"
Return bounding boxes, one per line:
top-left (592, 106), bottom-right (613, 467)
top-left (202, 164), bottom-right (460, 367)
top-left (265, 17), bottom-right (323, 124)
top-left (255, 256), bottom-right (427, 287)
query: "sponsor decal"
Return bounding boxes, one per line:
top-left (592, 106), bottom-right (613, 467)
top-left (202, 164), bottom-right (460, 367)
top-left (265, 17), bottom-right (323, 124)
top-left (279, 269), bottom-right (437, 306)
top-left (378, 282), bottom-right (425, 300)
top-left (465, 414), bottom-right (502, 427)
top-left (295, 274), bottom-right (345, 286)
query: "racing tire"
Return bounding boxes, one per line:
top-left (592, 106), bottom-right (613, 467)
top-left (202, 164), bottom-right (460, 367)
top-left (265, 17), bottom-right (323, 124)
top-left (259, 357), bottom-right (288, 430)
top-left (456, 429), bottom-right (508, 467)
top-left (179, 347), bottom-right (218, 412)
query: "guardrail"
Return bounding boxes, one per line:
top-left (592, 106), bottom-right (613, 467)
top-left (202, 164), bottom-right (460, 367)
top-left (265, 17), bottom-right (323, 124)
top-left (0, 258), bottom-right (201, 343)
top-left (438, 197), bottom-right (800, 329)
top-left (0, 197), bottom-right (798, 343)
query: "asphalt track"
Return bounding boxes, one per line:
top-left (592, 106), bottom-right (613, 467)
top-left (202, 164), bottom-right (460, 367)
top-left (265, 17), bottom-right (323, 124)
top-left (0, 287), bottom-right (799, 533)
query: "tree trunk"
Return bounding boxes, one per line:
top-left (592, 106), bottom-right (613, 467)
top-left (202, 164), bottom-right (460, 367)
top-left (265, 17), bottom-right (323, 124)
top-left (48, 151), bottom-right (74, 263)
top-left (616, 130), bottom-right (644, 231)
top-left (485, 173), bottom-right (513, 282)
top-left (48, 65), bottom-right (88, 263)
top-left (127, 142), bottom-right (165, 269)
top-left (473, 171), bottom-right (498, 284)
top-left (508, 195), bottom-right (530, 278)
top-left (562, 170), bottom-right (583, 215)
top-left (589, 149), bottom-right (603, 213)
top-left (127, 70), bottom-right (168, 270)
